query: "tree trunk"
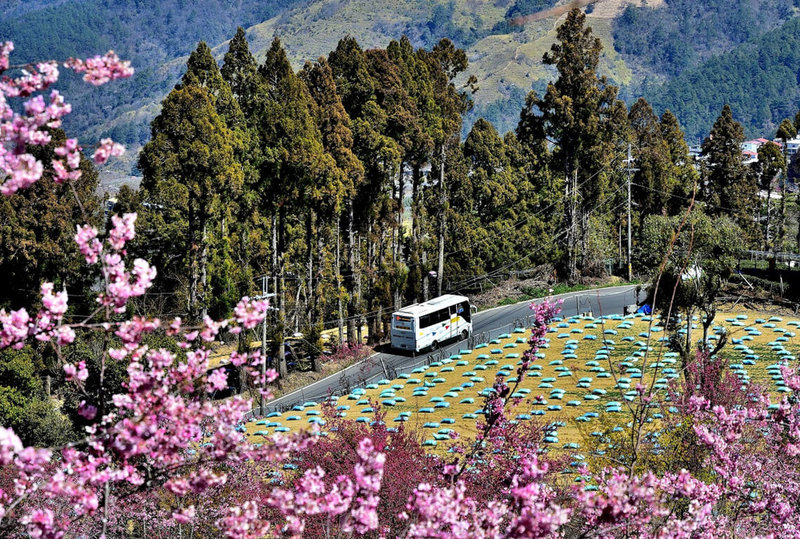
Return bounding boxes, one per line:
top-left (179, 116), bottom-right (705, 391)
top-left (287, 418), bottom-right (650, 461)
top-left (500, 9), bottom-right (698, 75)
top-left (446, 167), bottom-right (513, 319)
top-left (188, 201), bottom-right (199, 320)
top-left (776, 175), bottom-right (787, 257)
top-left (337, 217), bottom-right (343, 347)
top-left (347, 201), bottom-right (357, 345)
top-left (307, 210), bottom-right (321, 372)
top-left (796, 198), bottom-right (800, 252)
top-left (765, 188), bottom-right (772, 251)
top-left (568, 167), bottom-right (578, 283)
top-left (422, 248), bottom-right (429, 301)
top-left (356, 234), bottom-right (363, 345)
top-left (200, 222), bottom-right (208, 321)
top-left (277, 206), bottom-right (287, 379)
top-left (437, 145), bottom-right (446, 297)
top-left (395, 163), bottom-right (404, 262)
top-left (411, 164), bottom-right (421, 246)
top-left (307, 210), bottom-right (314, 333)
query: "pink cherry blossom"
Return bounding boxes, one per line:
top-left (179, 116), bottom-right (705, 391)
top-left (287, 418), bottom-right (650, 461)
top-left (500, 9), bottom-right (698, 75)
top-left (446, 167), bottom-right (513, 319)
top-left (233, 296), bottom-right (269, 330)
top-left (74, 224), bottom-right (102, 264)
top-left (64, 51), bottom-right (134, 86)
top-left (92, 138), bottom-right (125, 165)
top-left (0, 41), bottom-right (13, 71)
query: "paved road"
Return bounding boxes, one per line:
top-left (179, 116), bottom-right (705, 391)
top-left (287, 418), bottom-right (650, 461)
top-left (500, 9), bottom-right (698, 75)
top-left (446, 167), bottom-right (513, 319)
top-left (263, 285), bottom-right (641, 413)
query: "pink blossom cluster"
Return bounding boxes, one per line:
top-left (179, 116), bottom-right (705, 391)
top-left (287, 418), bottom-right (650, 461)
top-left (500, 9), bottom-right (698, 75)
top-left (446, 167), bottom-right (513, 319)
top-left (74, 213), bottom-right (159, 313)
top-left (92, 138), bottom-right (125, 166)
top-left (266, 438), bottom-right (385, 537)
top-left (64, 51), bottom-right (134, 86)
top-left (0, 282), bottom-right (74, 349)
top-left (0, 40), bottom-right (131, 196)
top-left (232, 296), bottom-right (270, 331)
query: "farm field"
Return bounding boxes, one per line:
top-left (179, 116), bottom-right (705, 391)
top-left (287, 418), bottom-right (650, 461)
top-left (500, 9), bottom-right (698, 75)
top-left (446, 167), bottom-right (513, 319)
top-left (244, 310), bottom-right (800, 458)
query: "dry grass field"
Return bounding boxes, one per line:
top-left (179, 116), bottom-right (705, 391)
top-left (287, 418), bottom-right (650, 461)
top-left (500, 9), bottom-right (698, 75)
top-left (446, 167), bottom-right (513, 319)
top-left (244, 310), bottom-right (799, 461)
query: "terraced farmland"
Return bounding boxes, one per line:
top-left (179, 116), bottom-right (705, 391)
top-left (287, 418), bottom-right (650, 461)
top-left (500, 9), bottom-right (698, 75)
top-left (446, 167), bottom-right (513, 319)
top-left (244, 311), bottom-right (800, 457)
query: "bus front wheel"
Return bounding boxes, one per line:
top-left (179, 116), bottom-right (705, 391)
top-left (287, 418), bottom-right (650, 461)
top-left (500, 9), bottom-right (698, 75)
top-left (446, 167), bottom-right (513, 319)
top-left (460, 330), bottom-right (468, 341)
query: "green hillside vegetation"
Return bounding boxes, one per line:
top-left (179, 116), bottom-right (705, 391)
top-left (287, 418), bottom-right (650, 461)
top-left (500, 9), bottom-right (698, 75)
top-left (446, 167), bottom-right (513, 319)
top-left (613, 0), bottom-right (798, 80)
top-left (646, 16), bottom-right (800, 142)
top-left (5, 0), bottom-right (800, 159)
top-left (0, 0), bottom-right (307, 150)
top-left (246, 311), bottom-right (800, 454)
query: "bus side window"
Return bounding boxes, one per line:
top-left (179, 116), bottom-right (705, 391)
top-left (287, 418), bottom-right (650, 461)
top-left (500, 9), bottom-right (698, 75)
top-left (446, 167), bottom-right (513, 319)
top-left (437, 308), bottom-right (449, 324)
top-left (420, 314), bottom-right (431, 328)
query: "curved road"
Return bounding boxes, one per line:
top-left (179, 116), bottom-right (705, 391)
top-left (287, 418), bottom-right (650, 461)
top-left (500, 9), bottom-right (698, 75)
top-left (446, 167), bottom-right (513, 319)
top-left (263, 285), bottom-right (641, 413)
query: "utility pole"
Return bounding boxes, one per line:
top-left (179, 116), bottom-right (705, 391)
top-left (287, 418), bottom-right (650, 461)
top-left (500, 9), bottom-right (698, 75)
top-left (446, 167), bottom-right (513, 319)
top-left (255, 275), bottom-right (276, 416)
top-left (627, 143), bottom-right (633, 282)
top-left (567, 167), bottom-right (578, 283)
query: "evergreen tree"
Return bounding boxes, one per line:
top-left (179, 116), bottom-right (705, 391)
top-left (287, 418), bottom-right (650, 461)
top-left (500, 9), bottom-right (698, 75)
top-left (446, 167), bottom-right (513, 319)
top-left (659, 109), bottom-right (697, 214)
top-left (300, 58), bottom-right (365, 345)
top-left (138, 84), bottom-right (242, 321)
top-left (462, 119), bottom-right (520, 270)
top-left (0, 129), bottom-right (100, 311)
top-left (629, 98), bottom-right (671, 227)
top-left (181, 41), bottom-right (248, 318)
top-left (519, 8), bottom-right (619, 281)
top-left (328, 36), bottom-right (375, 120)
top-left (182, 41), bottom-right (245, 132)
top-left (753, 141), bottom-right (784, 250)
top-left (0, 347), bottom-right (74, 447)
top-left (329, 36), bottom-right (403, 339)
top-left (258, 38), bottom-right (332, 374)
top-left (419, 38), bottom-right (474, 296)
top-left (221, 27), bottom-right (262, 117)
top-left (701, 104), bottom-right (757, 240)
top-left (220, 26), bottom-right (269, 319)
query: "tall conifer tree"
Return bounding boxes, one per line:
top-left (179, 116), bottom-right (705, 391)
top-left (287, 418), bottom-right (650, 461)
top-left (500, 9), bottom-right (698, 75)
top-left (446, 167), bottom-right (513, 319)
top-left (139, 84), bottom-right (242, 321)
top-left (701, 104), bottom-right (756, 239)
top-left (300, 58), bottom-right (364, 345)
top-left (258, 38), bottom-right (332, 374)
top-left (519, 8), bottom-right (619, 281)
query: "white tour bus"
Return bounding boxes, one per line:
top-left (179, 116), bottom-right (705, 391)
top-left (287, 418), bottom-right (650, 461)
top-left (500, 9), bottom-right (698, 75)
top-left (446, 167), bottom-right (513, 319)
top-left (391, 294), bottom-right (473, 352)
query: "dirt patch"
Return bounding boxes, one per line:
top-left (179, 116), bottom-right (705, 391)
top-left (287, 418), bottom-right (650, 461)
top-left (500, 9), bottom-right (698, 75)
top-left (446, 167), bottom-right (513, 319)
top-left (471, 264), bottom-right (556, 309)
top-left (470, 265), bottom-right (626, 310)
top-left (588, 0), bottom-right (665, 19)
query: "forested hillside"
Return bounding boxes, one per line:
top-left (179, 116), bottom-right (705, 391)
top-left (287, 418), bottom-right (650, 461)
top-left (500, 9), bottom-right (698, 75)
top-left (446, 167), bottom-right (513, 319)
top-left (645, 16), bottom-right (800, 142)
top-left (4, 0), bottom-right (800, 171)
top-left (613, 0), bottom-right (798, 80)
top-left (0, 0), bottom-right (307, 149)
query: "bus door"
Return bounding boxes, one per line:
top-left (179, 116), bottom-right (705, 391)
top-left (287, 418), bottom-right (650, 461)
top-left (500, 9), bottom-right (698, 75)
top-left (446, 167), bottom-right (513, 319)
top-left (449, 304), bottom-right (458, 340)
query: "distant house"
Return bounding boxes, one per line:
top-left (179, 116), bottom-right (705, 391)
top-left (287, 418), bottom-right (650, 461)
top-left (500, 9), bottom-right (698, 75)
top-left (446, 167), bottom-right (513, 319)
top-left (742, 137), bottom-right (783, 157)
top-left (771, 137), bottom-right (800, 156)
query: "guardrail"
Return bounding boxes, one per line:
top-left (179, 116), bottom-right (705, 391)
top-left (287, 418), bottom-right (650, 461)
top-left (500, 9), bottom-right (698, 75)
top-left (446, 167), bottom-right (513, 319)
top-left (248, 288), bottom-right (635, 417)
top-left (251, 317), bottom-right (543, 417)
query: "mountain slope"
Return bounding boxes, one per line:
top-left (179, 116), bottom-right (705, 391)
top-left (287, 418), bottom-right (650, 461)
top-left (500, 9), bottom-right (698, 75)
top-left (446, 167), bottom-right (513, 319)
top-left (4, 0), bottom-right (800, 183)
top-left (0, 0), bottom-right (309, 148)
top-left (646, 16), bottom-right (800, 143)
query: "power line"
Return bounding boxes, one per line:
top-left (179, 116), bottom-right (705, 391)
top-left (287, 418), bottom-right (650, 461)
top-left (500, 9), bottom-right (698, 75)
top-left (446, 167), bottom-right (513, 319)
top-left (446, 181), bottom-right (629, 293)
top-left (630, 182), bottom-right (751, 215)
